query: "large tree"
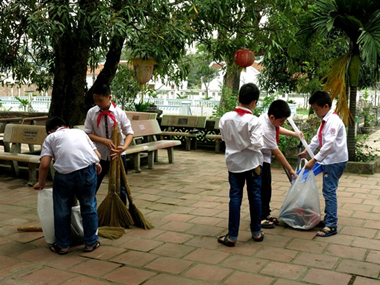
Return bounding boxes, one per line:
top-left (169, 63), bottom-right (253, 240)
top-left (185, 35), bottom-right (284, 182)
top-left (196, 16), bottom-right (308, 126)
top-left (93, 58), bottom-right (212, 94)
top-left (0, 0), bottom-right (195, 125)
top-left (300, 0), bottom-right (380, 161)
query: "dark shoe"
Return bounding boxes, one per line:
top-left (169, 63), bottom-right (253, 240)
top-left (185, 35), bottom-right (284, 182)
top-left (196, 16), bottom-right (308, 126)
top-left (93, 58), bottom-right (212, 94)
top-left (267, 216), bottom-right (280, 225)
top-left (217, 234), bottom-right (236, 247)
top-left (261, 219), bottom-right (275, 229)
top-left (49, 243), bottom-right (69, 255)
top-left (252, 231), bottom-right (264, 242)
top-left (316, 227), bottom-right (337, 237)
top-left (84, 240), bottom-right (101, 252)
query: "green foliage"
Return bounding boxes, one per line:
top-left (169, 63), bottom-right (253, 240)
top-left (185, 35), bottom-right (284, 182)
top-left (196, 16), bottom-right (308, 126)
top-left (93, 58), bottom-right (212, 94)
top-left (15, 96), bottom-right (34, 112)
top-left (211, 86), bottom-right (238, 118)
top-left (355, 135), bottom-right (379, 162)
top-left (253, 94), bottom-right (276, 116)
top-left (133, 101), bottom-right (151, 112)
top-left (110, 65), bottom-right (140, 110)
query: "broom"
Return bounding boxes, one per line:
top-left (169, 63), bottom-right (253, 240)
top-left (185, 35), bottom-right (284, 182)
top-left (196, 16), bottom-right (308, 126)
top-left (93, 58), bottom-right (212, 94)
top-left (120, 157), bottom-right (154, 230)
top-left (97, 122), bottom-right (134, 229)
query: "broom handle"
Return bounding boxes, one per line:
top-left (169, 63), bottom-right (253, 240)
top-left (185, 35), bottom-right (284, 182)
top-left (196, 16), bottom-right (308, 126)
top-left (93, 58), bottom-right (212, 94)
top-left (108, 123), bottom-right (119, 195)
top-left (119, 156), bottom-right (135, 206)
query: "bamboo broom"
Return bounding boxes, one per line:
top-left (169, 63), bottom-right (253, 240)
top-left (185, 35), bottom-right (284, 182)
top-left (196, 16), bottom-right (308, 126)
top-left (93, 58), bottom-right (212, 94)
top-left (120, 157), bottom-right (154, 230)
top-left (97, 122), bottom-right (134, 230)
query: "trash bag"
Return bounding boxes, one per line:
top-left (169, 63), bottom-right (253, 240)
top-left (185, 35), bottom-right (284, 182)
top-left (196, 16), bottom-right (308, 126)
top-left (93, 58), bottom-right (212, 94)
top-left (279, 162), bottom-right (321, 230)
top-left (37, 188), bottom-right (84, 244)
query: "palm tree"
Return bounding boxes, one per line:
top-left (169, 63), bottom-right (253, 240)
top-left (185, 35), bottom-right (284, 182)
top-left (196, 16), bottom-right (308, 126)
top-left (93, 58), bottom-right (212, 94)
top-left (300, 0), bottom-right (380, 161)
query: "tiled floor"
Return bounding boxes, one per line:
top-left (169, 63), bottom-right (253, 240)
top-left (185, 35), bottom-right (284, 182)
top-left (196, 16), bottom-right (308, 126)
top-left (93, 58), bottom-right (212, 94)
top-left (0, 148), bottom-right (380, 284)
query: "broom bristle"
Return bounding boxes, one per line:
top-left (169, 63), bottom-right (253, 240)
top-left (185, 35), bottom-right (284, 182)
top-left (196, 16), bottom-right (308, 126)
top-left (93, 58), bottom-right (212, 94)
top-left (98, 226), bottom-right (125, 240)
top-left (98, 194), bottom-right (134, 228)
top-left (129, 204), bottom-right (154, 230)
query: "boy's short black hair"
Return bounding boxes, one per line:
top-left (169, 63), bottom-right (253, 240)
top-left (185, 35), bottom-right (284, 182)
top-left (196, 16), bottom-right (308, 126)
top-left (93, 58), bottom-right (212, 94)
top-left (309, 90), bottom-right (332, 108)
top-left (268, 100), bottom-right (291, 119)
top-left (46, 116), bottom-right (66, 134)
top-left (92, 82), bottom-right (111, 97)
top-left (238, 83), bottom-right (260, 105)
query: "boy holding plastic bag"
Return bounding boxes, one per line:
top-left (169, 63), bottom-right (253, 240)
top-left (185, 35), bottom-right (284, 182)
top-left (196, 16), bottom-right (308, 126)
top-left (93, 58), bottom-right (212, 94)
top-left (298, 91), bottom-right (348, 237)
top-left (34, 117), bottom-right (102, 254)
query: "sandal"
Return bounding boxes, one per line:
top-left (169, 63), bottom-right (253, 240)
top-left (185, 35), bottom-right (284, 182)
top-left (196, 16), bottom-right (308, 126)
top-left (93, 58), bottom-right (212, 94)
top-left (84, 240), bottom-right (101, 252)
top-left (217, 234), bottom-right (236, 247)
top-left (261, 219), bottom-right (275, 229)
top-left (267, 216), bottom-right (280, 225)
top-left (49, 243), bottom-right (69, 255)
top-left (252, 231), bottom-right (264, 242)
top-left (316, 227), bottom-right (337, 237)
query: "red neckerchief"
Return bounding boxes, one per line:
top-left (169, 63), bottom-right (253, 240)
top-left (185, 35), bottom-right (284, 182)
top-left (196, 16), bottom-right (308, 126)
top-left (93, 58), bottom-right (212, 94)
top-left (319, 112), bottom-right (337, 147)
top-left (276, 126), bottom-right (279, 145)
top-left (234, 107), bottom-right (252, 116)
top-left (97, 102), bottom-right (117, 128)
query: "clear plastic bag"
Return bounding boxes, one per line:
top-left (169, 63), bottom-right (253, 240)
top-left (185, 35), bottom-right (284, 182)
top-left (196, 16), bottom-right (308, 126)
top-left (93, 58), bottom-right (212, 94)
top-left (279, 161), bottom-right (321, 230)
top-left (37, 188), bottom-right (84, 244)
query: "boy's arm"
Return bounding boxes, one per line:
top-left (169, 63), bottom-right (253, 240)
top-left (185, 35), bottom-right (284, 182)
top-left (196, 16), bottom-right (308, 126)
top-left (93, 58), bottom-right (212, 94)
top-left (272, 149), bottom-right (298, 179)
top-left (33, 156), bottom-right (52, 190)
top-left (87, 133), bottom-right (115, 150)
top-left (279, 127), bottom-right (303, 138)
top-left (110, 133), bottom-right (134, 159)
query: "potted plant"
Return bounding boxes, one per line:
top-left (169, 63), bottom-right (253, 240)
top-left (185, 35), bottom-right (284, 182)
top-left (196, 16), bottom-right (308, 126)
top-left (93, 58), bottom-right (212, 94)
top-left (361, 108), bottom-right (374, 134)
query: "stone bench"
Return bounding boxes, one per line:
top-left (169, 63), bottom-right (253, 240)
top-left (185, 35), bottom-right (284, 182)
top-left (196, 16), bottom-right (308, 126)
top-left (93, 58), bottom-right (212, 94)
top-left (0, 124), bottom-right (53, 186)
top-left (160, 115), bottom-right (207, 151)
top-left (129, 119), bottom-right (181, 172)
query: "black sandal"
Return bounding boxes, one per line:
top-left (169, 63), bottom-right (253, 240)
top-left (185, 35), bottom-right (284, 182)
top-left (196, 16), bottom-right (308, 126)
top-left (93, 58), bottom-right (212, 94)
top-left (217, 234), bottom-right (236, 247)
top-left (261, 219), bottom-right (275, 229)
top-left (84, 240), bottom-right (101, 252)
top-left (316, 227), bottom-right (337, 237)
top-left (267, 216), bottom-right (280, 225)
top-left (49, 243), bottom-right (69, 255)
top-left (252, 231), bottom-right (264, 242)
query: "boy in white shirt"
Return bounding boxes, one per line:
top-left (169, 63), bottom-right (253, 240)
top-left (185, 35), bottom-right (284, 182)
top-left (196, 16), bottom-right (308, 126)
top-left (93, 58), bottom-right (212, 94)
top-left (34, 117), bottom-right (102, 255)
top-left (259, 100), bottom-right (299, 228)
top-left (217, 83), bottom-right (264, 247)
top-left (299, 90), bottom-right (348, 237)
top-left (84, 83), bottom-right (134, 205)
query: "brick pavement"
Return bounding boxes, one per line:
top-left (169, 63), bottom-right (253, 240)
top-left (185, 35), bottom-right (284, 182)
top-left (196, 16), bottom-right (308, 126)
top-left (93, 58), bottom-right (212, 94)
top-left (0, 149), bottom-right (380, 284)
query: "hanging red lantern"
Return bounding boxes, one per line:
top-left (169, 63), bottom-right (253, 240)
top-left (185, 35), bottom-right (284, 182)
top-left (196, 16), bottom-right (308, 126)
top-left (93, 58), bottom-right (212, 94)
top-left (233, 49), bottom-right (255, 67)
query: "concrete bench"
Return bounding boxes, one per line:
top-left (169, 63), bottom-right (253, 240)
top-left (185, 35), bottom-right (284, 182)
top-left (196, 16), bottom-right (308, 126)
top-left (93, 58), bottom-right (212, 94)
top-left (126, 111), bottom-right (157, 120)
top-left (205, 118), bottom-right (223, 153)
top-left (0, 117), bottom-right (23, 152)
top-left (0, 124), bottom-right (53, 186)
top-left (128, 119), bottom-right (181, 172)
top-left (22, 116), bottom-right (48, 152)
top-left (160, 115), bottom-right (207, 151)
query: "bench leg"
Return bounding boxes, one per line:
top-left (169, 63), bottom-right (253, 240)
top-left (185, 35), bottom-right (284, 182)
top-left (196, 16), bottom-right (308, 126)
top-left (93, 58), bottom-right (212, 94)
top-left (167, 147), bottom-right (174, 163)
top-left (9, 160), bottom-right (19, 176)
top-left (133, 154), bottom-right (142, 173)
top-left (154, 150), bottom-right (158, 162)
top-left (215, 139), bottom-right (221, 153)
top-left (194, 137), bottom-right (198, 150)
top-left (148, 152), bottom-right (154, 169)
top-left (185, 137), bottom-right (191, 151)
top-left (28, 163), bottom-right (38, 187)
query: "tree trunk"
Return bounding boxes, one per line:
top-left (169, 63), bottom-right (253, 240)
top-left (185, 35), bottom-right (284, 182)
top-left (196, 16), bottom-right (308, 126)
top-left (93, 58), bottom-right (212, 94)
top-left (347, 85), bottom-right (357, 161)
top-left (220, 62), bottom-right (240, 111)
top-left (49, 35), bottom-right (90, 127)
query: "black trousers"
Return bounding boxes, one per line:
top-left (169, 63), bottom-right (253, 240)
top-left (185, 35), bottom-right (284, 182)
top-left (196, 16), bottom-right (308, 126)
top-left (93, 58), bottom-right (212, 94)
top-left (260, 162), bottom-right (272, 220)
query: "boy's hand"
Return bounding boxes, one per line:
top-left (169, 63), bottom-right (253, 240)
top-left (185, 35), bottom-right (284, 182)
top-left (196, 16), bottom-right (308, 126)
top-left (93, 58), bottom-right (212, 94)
top-left (297, 150), bottom-right (307, 159)
top-left (289, 170), bottom-right (298, 180)
top-left (110, 146), bottom-right (125, 160)
top-left (305, 158), bottom-right (317, 170)
top-left (103, 138), bottom-right (115, 150)
top-left (33, 182), bottom-right (45, 190)
top-left (96, 163), bottom-right (102, 175)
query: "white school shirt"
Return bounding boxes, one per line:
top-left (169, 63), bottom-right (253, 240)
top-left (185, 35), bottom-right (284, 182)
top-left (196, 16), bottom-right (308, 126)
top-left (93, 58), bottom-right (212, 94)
top-left (219, 107), bottom-right (263, 173)
top-left (84, 104), bottom-right (134, 160)
top-left (259, 113), bottom-right (278, 164)
top-left (309, 109), bottom-right (348, 164)
top-left (40, 127), bottom-right (99, 174)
